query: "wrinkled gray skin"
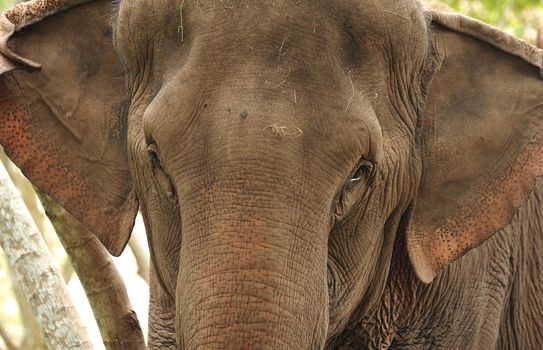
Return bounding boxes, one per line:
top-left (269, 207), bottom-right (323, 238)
top-left (113, 1), bottom-right (542, 348)
top-left (2, 0), bottom-right (543, 349)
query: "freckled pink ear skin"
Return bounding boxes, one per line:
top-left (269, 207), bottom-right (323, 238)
top-left (409, 12), bottom-right (543, 283)
top-left (0, 0), bottom-right (138, 256)
top-left (0, 14), bottom-right (41, 72)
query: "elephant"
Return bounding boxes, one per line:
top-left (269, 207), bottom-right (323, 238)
top-left (1, 0), bottom-right (542, 348)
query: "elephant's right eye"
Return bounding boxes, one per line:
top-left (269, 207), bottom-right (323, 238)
top-left (147, 144), bottom-right (165, 172)
top-left (148, 146), bottom-right (162, 168)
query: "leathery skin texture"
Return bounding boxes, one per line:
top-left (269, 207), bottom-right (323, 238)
top-left (0, 0), bottom-right (542, 348)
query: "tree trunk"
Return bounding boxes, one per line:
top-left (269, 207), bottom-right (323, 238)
top-left (36, 191), bottom-right (147, 350)
top-left (8, 265), bottom-right (47, 349)
top-left (1, 150), bottom-right (64, 349)
top-left (537, 27), bottom-right (542, 49)
top-left (0, 162), bottom-right (94, 350)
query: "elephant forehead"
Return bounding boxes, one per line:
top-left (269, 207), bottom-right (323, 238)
top-left (115, 0), bottom-right (427, 53)
top-left (124, 0), bottom-right (413, 172)
top-left (185, 0), bottom-right (426, 44)
top-left (116, 0), bottom-right (428, 101)
top-left (143, 72), bottom-right (377, 168)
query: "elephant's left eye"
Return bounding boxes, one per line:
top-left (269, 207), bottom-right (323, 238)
top-left (333, 159), bottom-right (374, 220)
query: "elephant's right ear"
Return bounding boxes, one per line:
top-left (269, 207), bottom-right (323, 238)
top-left (0, 0), bottom-right (137, 256)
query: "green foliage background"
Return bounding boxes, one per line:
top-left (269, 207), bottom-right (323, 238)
top-left (440, 0), bottom-right (543, 40)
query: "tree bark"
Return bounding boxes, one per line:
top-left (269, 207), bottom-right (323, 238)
top-left (1, 150), bottom-right (65, 349)
top-left (0, 162), bottom-right (94, 350)
top-left (537, 27), bottom-right (542, 49)
top-left (8, 265), bottom-right (47, 350)
top-left (36, 191), bottom-right (147, 350)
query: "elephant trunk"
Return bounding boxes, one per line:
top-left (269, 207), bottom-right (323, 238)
top-left (176, 183), bottom-right (329, 349)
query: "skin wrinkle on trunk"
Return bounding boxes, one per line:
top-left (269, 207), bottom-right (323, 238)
top-left (176, 180), bottom-right (329, 349)
top-left (0, 161), bottom-right (94, 350)
top-left (35, 191), bottom-right (147, 350)
top-left (147, 269), bottom-right (176, 350)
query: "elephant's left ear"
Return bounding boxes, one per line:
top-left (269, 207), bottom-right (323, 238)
top-left (0, 0), bottom-right (138, 256)
top-left (409, 11), bottom-right (543, 283)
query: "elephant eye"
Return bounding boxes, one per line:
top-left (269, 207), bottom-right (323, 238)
top-left (148, 148), bottom-right (160, 167)
top-left (350, 160), bottom-right (373, 184)
top-left (327, 269), bottom-right (335, 296)
top-left (147, 143), bottom-right (165, 169)
top-left (147, 143), bottom-right (178, 204)
top-left (148, 144), bottom-right (164, 170)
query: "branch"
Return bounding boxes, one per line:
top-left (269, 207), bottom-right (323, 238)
top-left (0, 161), bottom-right (94, 350)
top-left (36, 191), bottom-right (147, 350)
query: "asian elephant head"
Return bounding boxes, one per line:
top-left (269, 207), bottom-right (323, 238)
top-left (1, 0), bottom-right (542, 349)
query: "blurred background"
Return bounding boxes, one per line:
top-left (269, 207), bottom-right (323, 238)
top-left (0, 0), bottom-right (541, 349)
top-left (424, 0), bottom-right (542, 42)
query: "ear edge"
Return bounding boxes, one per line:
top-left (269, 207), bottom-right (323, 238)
top-left (427, 11), bottom-right (543, 77)
top-left (407, 232), bottom-right (437, 284)
top-left (95, 190), bottom-right (139, 257)
top-left (0, 14), bottom-right (41, 73)
top-left (44, 186), bottom-right (139, 257)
